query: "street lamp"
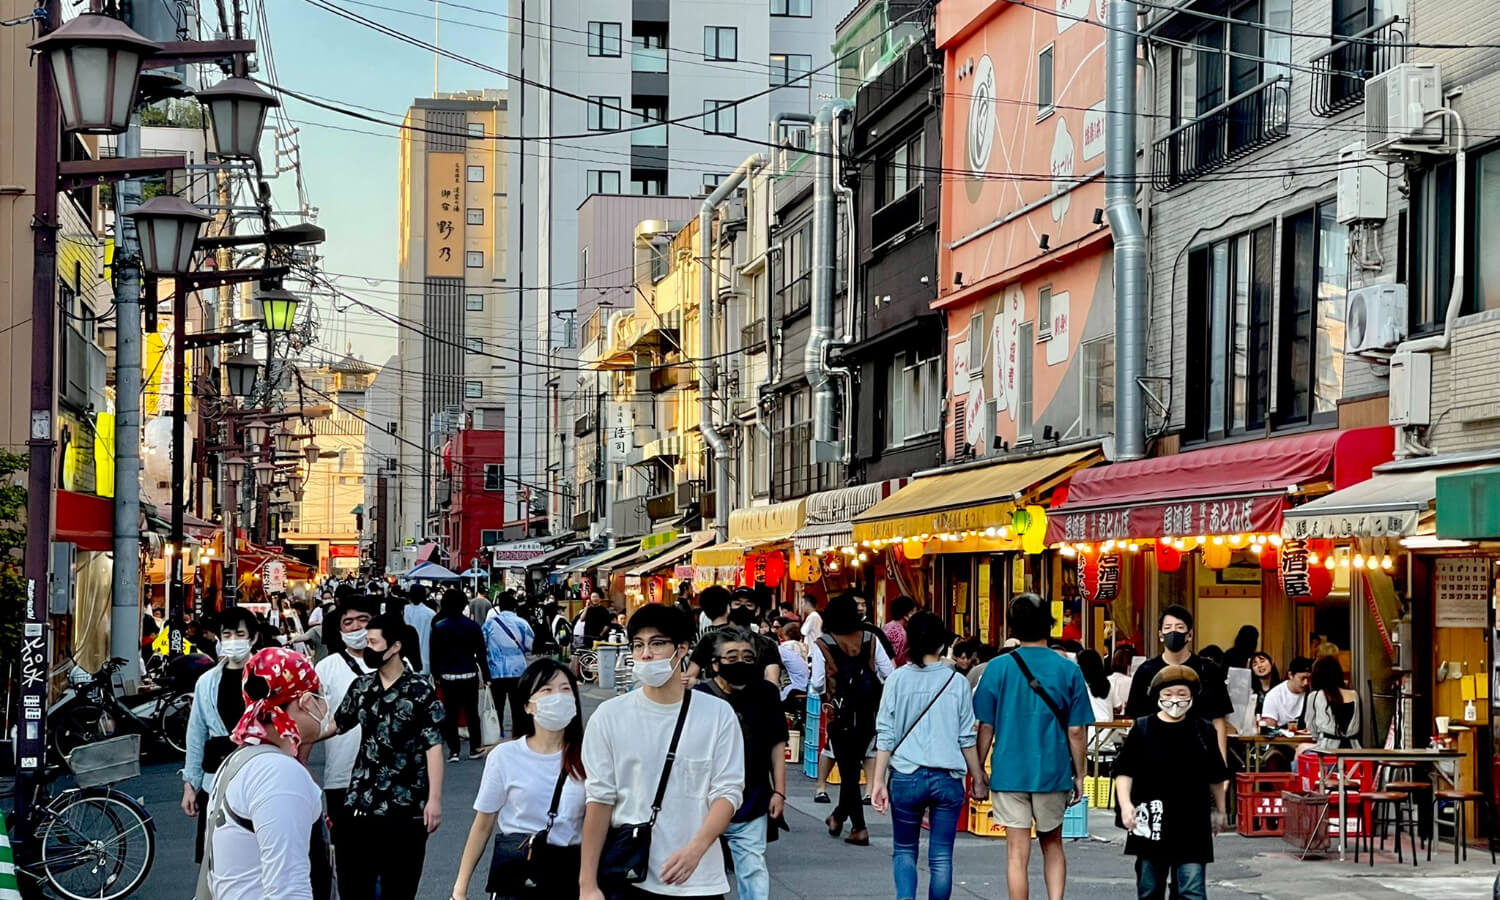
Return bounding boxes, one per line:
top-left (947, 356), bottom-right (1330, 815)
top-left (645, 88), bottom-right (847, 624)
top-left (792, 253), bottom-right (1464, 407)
top-left (244, 419), bottom-right (271, 449)
top-left (223, 352), bottom-right (260, 399)
top-left (258, 287), bottom-right (300, 332)
top-left (29, 13), bottom-right (161, 134)
top-left (223, 456), bottom-right (249, 485)
top-left (126, 195), bottom-right (212, 276)
top-left (304, 442), bottom-right (321, 468)
top-left (272, 426), bottom-right (295, 455)
top-left (196, 77), bottom-right (279, 160)
top-left (287, 470), bottom-right (304, 495)
top-left (252, 460), bottom-right (276, 481)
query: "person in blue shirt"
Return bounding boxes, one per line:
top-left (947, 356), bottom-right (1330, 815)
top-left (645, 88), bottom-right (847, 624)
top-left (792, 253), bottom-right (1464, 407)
top-left (973, 592), bottom-right (1093, 900)
top-left (483, 590), bottom-right (536, 738)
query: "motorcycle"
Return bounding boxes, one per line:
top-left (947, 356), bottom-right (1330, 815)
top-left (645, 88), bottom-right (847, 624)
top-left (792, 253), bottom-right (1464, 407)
top-left (48, 655), bottom-right (208, 760)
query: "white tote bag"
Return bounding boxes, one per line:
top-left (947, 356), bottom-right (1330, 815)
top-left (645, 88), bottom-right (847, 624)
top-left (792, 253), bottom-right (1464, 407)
top-left (477, 685), bottom-right (503, 746)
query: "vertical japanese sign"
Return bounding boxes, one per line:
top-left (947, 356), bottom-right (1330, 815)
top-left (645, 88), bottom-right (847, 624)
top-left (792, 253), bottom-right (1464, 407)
top-left (427, 153), bottom-right (465, 277)
top-left (17, 578), bottom-right (46, 772)
top-left (1280, 538), bottom-right (1310, 599)
top-left (607, 402), bottom-right (633, 463)
top-left (1095, 554), bottom-right (1121, 602)
top-left (264, 560), bottom-right (287, 595)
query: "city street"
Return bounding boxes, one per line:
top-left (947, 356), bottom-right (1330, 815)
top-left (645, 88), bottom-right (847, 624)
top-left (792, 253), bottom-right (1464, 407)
top-left (122, 685), bottom-right (1498, 900)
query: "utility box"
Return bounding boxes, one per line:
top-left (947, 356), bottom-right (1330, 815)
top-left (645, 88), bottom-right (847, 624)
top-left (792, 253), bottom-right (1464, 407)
top-left (1388, 350), bottom-right (1432, 427)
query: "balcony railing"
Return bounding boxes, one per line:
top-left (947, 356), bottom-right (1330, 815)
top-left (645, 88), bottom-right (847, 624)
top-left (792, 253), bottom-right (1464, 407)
top-left (649, 363), bottom-right (689, 393)
top-left (871, 186), bottom-right (923, 249)
top-left (632, 44), bottom-right (668, 73)
top-left (1152, 76), bottom-right (1290, 191)
top-left (1309, 17), bottom-right (1405, 117)
top-left (646, 490), bottom-right (676, 521)
top-left (777, 272), bottom-right (811, 320)
top-left (631, 123), bottom-right (667, 147)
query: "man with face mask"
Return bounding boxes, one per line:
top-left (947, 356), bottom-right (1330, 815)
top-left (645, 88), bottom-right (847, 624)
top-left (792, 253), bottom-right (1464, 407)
top-left (182, 607), bottom-right (263, 862)
top-left (693, 629), bottom-right (789, 900)
top-left (1125, 604), bottom-right (1233, 761)
top-left (684, 586), bottom-right (782, 687)
top-left (312, 595), bottom-right (377, 888)
top-left (1113, 665), bottom-right (1230, 900)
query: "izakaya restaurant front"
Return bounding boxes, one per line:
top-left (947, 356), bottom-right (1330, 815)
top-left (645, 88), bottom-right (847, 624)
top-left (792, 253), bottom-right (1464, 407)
top-left (1045, 428), bottom-right (1393, 673)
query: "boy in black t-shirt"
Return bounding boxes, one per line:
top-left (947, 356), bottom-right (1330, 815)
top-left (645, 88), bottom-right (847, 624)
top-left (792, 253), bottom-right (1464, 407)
top-left (1114, 665), bottom-right (1229, 900)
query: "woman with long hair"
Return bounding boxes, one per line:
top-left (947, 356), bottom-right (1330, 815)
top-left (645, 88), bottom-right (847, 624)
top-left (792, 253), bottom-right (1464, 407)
top-left (452, 658), bottom-right (586, 899)
top-left (1248, 652), bottom-right (1281, 715)
top-left (1305, 656), bottom-right (1361, 750)
top-left (1106, 647), bottom-right (1134, 715)
top-left (1075, 649), bottom-right (1114, 725)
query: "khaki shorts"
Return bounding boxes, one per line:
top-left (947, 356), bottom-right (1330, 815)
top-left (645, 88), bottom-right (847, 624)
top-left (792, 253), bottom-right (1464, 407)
top-left (991, 790), bottom-right (1070, 833)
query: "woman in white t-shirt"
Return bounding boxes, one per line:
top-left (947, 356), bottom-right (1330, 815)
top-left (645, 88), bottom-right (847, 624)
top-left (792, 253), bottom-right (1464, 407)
top-left (452, 658), bottom-right (587, 900)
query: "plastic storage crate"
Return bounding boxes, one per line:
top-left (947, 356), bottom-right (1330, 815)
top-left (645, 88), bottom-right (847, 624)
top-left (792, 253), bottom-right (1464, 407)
top-left (1084, 775), bottom-right (1115, 809)
top-left (786, 731), bottom-right (802, 764)
top-left (68, 735), bottom-right (142, 788)
top-left (1062, 800), bottom-right (1089, 839)
top-left (967, 800), bottom-right (1008, 837)
top-left (802, 740), bottom-right (819, 779)
top-left (1235, 772), bottom-right (1294, 837)
top-left (1281, 791), bottom-right (1335, 856)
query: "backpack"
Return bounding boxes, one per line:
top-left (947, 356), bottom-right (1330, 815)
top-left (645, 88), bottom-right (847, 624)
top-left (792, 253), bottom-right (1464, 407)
top-left (817, 633), bottom-right (882, 738)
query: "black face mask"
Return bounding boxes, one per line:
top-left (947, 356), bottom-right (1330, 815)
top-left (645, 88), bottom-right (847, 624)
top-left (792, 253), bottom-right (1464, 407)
top-left (363, 646), bottom-right (393, 670)
top-left (718, 661), bottom-right (758, 688)
top-left (728, 606), bottom-right (756, 627)
top-left (1162, 631), bottom-right (1189, 653)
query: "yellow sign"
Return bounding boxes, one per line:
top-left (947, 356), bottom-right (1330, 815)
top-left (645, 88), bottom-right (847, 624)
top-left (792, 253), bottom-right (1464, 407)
top-left (693, 544), bottom-right (748, 568)
top-left (853, 500), bottom-right (1016, 543)
top-left (426, 153), bottom-right (465, 276)
top-left (728, 499), bottom-right (807, 545)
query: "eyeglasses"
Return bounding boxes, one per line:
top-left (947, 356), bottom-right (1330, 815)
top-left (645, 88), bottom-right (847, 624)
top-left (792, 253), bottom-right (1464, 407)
top-left (717, 653), bottom-right (755, 664)
top-left (629, 638), bottom-right (677, 655)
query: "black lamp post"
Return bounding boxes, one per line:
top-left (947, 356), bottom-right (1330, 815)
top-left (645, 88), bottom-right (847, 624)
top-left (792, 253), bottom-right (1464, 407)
top-left (197, 77), bottom-right (279, 160)
top-left (224, 352), bottom-right (260, 399)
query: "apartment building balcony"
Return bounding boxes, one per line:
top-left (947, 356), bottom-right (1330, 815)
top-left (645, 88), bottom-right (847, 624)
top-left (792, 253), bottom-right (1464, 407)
top-left (1152, 76), bottom-right (1290, 191)
top-left (631, 124), bottom-right (669, 171)
top-left (611, 499), bottom-right (651, 540)
top-left (575, 411), bottom-right (599, 438)
top-left (572, 510), bottom-right (593, 533)
top-left (649, 362), bottom-right (691, 393)
top-left (646, 488), bottom-right (676, 522)
top-left (1309, 17), bottom-right (1406, 117)
top-left (854, 40), bottom-right (932, 126)
top-left (632, 0), bottom-right (668, 24)
top-left (871, 186), bottom-right (923, 250)
top-left (632, 43), bottom-right (668, 97)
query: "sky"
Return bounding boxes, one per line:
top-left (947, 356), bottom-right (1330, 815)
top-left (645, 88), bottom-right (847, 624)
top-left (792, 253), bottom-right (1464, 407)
top-left (260, 0), bottom-right (506, 365)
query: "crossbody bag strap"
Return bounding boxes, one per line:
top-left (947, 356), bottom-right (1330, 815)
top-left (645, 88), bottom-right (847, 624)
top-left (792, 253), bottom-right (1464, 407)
top-left (1009, 652), bottom-right (1069, 732)
top-left (648, 690), bottom-right (693, 825)
top-left (891, 669), bottom-right (957, 756)
top-left (538, 760), bottom-right (570, 841)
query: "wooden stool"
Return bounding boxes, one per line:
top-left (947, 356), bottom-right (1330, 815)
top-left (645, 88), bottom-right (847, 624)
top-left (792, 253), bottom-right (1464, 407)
top-left (1362, 790), bottom-right (1417, 867)
top-left (1427, 790), bottom-right (1496, 864)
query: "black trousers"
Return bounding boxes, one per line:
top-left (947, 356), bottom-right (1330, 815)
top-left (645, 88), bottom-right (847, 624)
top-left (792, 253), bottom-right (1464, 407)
top-left (829, 726), bottom-right (872, 832)
top-left (336, 814), bottom-right (428, 900)
top-left (324, 789), bottom-right (358, 892)
top-left (491, 677), bottom-right (525, 738)
top-left (439, 676), bottom-right (483, 755)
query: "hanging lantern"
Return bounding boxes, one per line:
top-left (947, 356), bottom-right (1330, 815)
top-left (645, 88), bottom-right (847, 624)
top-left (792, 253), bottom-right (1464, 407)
top-left (1307, 564), bottom-right (1333, 602)
top-left (197, 76), bottom-right (280, 160)
top-left (1202, 542), bottom-right (1232, 570)
top-left (1021, 527), bottom-right (1046, 555)
top-left (1155, 539), bottom-right (1182, 572)
top-left (1011, 507), bottom-right (1031, 535)
top-left (901, 538), bottom-right (926, 561)
top-left (1259, 545), bottom-right (1279, 571)
top-left (1024, 505), bottom-right (1047, 537)
top-left (1077, 553), bottom-right (1099, 602)
top-left (764, 552), bottom-right (786, 587)
top-left (30, 13), bottom-right (162, 135)
top-left (1227, 534), bottom-right (1247, 549)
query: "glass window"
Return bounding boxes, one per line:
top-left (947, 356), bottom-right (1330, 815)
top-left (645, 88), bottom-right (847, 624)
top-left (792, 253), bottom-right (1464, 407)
top-left (484, 465), bottom-right (503, 491)
top-left (880, 133), bottom-right (923, 205)
top-left (969, 312), bottom-right (984, 377)
top-left (587, 97), bottom-right (622, 131)
top-left (886, 354), bottom-right (907, 449)
top-left (465, 380), bottom-right (483, 399)
top-left (466, 208), bottom-right (483, 225)
top-left (704, 100), bottom-right (737, 135)
top-left (1018, 322), bottom-right (1034, 439)
top-left (466, 251), bottom-right (484, 268)
top-left (704, 26), bottom-right (737, 61)
top-left (770, 53), bottom-right (813, 87)
top-left (1411, 160), bottom-right (1456, 331)
top-left (1277, 200), bottom-right (1346, 425)
top-left (1186, 224), bottom-right (1275, 440)
top-left (466, 293), bottom-right (483, 311)
top-left (1476, 148), bottom-right (1500, 312)
top-left (466, 165), bottom-right (484, 182)
top-left (466, 122), bottom-right (484, 137)
top-left (1037, 45), bottom-right (1054, 114)
top-left (780, 224), bottom-right (811, 318)
top-left (588, 21), bottom-right (622, 56)
top-left (586, 169), bottom-right (621, 195)
top-left (771, 0), bottom-right (811, 16)
top-left (1081, 337), bottom-right (1115, 436)
top-left (466, 338), bottom-right (482, 354)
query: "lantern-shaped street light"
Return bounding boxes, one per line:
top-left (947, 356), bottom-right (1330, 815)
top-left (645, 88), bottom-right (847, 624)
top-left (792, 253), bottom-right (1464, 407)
top-left (244, 419), bottom-right (271, 450)
top-left (223, 456), bottom-right (249, 485)
top-left (252, 460), bottom-right (276, 483)
top-left (272, 426), bottom-right (295, 455)
top-left (287, 470), bottom-right (304, 496)
top-left (196, 77), bottom-right (279, 160)
top-left (259, 288), bottom-right (301, 333)
top-left (126, 195), bottom-right (211, 276)
top-left (223, 352), bottom-right (260, 399)
top-left (29, 14), bottom-right (162, 134)
top-left (303, 442), bottom-right (321, 469)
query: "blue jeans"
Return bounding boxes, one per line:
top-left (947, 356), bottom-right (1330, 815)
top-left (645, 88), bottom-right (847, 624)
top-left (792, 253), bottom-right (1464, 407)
top-left (1134, 858), bottom-right (1206, 900)
top-left (889, 767), bottom-right (966, 900)
top-left (722, 815), bottom-right (769, 900)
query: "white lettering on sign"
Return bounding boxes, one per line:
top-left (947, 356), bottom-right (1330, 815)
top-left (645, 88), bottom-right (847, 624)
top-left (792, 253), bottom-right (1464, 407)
top-left (1057, 0), bottom-right (1090, 31)
top-left (1083, 103), bottom-right (1106, 161)
top-left (991, 313), bottom-right (1007, 413)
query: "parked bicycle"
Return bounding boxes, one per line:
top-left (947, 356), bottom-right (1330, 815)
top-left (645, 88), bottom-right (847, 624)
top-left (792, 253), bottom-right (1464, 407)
top-left (48, 657), bottom-right (205, 760)
top-left (9, 734), bottom-right (156, 900)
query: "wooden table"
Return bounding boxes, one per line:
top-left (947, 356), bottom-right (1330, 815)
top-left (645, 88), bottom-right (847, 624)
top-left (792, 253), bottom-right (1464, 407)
top-left (1230, 733), bottom-right (1314, 773)
top-left (1317, 748), bottom-right (1464, 861)
top-left (1087, 719), bottom-right (1134, 779)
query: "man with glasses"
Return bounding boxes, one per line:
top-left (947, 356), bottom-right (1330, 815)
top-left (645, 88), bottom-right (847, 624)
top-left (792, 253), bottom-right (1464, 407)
top-left (1125, 604), bottom-right (1232, 760)
top-left (694, 628), bottom-right (788, 900)
top-left (313, 594), bottom-right (379, 888)
top-left (580, 605), bottom-right (745, 900)
top-left (685, 586), bottom-right (782, 687)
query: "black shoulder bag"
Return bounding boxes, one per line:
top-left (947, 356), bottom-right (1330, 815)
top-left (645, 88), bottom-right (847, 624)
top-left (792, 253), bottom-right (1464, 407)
top-left (1009, 652), bottom-right (1069, 732)
top-left (486, 762), bottom-right (574, 893)
top-left (599, 690), bottom-right (693, 888)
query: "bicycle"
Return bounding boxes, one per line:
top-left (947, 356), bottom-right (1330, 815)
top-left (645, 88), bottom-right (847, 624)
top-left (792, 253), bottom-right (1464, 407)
top-left (10, 734), bottom-right (156, 900)
top-left (49, 658), bottom-right (201, 760)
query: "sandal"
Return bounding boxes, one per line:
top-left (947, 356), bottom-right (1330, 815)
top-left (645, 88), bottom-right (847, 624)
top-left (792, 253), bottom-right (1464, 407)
top-left (813, 791), bottom-right (831, 804)
top-left (825, 814), bottom-right (843, 838)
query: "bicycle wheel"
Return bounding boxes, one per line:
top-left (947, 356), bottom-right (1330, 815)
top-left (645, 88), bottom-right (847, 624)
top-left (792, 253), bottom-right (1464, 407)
top-left (576, 650), bottom-right (599, 684)
top-left (39, 790), bottom-right (155, 900)
top-left (154, 693), bottom-right (192, 756)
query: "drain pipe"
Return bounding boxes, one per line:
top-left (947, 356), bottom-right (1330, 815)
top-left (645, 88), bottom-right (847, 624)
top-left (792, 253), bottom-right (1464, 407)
top-left (1107, 0), bottom-right (1147, 461)
top-left (827, 106), bottom-right (858, 466)
top-left (808, 98), bottom-right (854, 463)
top-left (701, 154), bottom-right (767, 540)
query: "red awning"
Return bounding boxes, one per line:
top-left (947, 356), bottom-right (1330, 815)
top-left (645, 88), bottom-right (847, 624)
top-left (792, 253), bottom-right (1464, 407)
top-left (1046, 426), bottom-right (1393, 543)
top-left (56, 490), bottom-right (113, 552)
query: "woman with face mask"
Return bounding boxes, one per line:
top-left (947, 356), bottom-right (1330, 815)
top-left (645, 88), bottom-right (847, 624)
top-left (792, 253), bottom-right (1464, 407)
top-left (1113, 665), bottom-right (1230, 900)
top-left (181, 607), bottom-right (265, 862)
top-left (452, 659), bottom-right (587, 900)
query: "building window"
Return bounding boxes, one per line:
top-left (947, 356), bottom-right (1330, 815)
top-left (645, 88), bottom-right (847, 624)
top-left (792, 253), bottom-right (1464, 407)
top-left (1081, 337), bottom-right (1115, 437)
top-left (1037, 45), bottom-right (1054, 116)
top-left (770, 53), bottom-right (813, 87)
top-left (968, 312), bottom-right (984, 378)
top-left (779, 223), bottom-right (811, 319)
top-left (778, 122), bottom-right (810, 148)
top-left (773, 387), bottom-right (833, 498)
top-left (879, 132), bottom-right (924, 207)
top-left (772, 0), bottom-right (811, 16)
top-left (704, 100), bottom-right (737, 136)
top-left (466, 338), bottom-right (483, 354)
top-left (587, 96), bottom-right (622, 131)
top-left (579, 247), bottom-right (589, 289)
top-left (704, 26), bottom-right (737, 61)
top-left (749, 425), bottom-right (769, 496)
top-left (886, 351), bottom-right (941, 449)
top-left (466, 208), bottom-right (483, 225)
top-left (1411, 159), bottom-right (1455, 333)
top-left (1277, 200), bottom-right (1347, 427)
top-left (586, 169), bottom-right (621, 195)
top-left (466, 251), bottom-right (484, 268)
top-left (465, 380), bottom-right (483, 399)
top-left (467, 122), bottom-right (484, 137)
top-left (701, 173), bottom-right (729, 193)
top-left (1475, 148), bottom-right (1500, 313)
top-left (484, 465), bottom-right (503, 491)
top-left (632, 176), bottom-right (667, 196)
top-left (1185, 224), bottom-right (1275, 441)
top-left (481, 528), bottom-right (503, 545)
top-left (1017, 322), bottom-right (1034, 440)
top-left (466, 165), bottom-right (484, 182)
top-left (588, 21), bottom-right (622, 56)
top-left (466, 293), bottom-right (483, 311)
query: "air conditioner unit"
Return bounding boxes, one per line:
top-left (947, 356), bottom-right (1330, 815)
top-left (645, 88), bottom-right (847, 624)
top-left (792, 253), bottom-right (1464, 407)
top-left (1388, 349), bottom-right (1432, 427)
top-left (1365, 63), bottom-right (1443, 153)
top-left (1336, 143), bottom-right (1388, 223)
top-left (1345, 284), bottom-right (1408, 354)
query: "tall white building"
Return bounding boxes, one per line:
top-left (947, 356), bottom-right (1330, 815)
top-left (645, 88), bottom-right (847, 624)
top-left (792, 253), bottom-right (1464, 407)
top-left (506, 0), bottom-right (852, 536)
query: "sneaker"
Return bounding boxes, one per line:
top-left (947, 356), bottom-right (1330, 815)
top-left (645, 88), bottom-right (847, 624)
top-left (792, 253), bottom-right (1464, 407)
top-left (448, 752), bottom-right (461, 763)
top-left (468, 749), bottom-right (490, 760)
top-left (814, 791), bottom-right (831, 804)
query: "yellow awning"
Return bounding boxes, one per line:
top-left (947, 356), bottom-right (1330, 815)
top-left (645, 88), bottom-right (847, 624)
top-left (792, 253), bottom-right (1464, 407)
top-left (692, 543), bottom-right (751, 568)
top-left (852, 449), bottom-right (1098, 542)
top-left (727, 499), bottom-right (808, 545)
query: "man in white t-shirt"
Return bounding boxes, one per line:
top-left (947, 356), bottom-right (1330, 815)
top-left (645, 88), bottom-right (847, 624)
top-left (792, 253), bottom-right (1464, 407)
top-left (312, 596), bottom-right (376, 889)
top-left (799, 595), bottom-right (823, 646)
top-left (1260, 656), bottom-right (1313, 727)
top-left (580, 605), bottom-right (745, 900)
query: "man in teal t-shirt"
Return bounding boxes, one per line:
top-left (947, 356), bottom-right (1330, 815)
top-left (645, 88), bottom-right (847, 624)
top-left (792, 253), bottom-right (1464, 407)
top-left (973, 593), bottom-right (1093, 900)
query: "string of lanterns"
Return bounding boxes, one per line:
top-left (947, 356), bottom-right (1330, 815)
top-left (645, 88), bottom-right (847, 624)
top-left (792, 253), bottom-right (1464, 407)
top-left (1055, 534), bottom-right (1394, 572)
top-left (815, 505), bottom-right (1053, 563)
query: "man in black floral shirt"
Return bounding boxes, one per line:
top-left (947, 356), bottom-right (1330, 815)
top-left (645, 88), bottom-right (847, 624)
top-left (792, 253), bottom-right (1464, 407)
top-left (333, 613), bottom-right (445, 900)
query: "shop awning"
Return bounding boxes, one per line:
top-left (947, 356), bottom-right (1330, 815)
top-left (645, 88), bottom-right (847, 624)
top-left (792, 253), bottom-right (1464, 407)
top-left (1046, 427), bottom-right (1393, 543)
top-left (792, 480), bottom-right (907, 551)
top-left (602, 535), bottom-right (691, 579)
top-left (564, 543), bottom-right (639, 574)
top-left (57, 490), bottom-right (113, 552)
top-left (626, 531), bottom-right (716, 577)
top-left (728, 499), bottom-right (807, 545)
top-left (692, 543), bottom-right (751, 568)
top-left (1437, 465), bottom-right (1500, 540)
top-left (854, 449), bottom-right (1097, 543)
top-left (489, 540), bottom-right (581, 569)
top-left (1282, 461), bottom-right (1490, 539)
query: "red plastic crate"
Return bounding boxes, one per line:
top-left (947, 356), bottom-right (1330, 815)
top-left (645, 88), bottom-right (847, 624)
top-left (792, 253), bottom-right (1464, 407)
top-left (1236, 772), bottom-right (1296, 797)
top-left (1237, 805), bottom-right (1285, 837)
top-left (1297, 753), bottom-right (1375, 793)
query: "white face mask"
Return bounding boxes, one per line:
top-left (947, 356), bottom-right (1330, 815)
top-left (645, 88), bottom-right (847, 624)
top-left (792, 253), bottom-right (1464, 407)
top-left (531, 693), bottom-right (576, 731)
top-left (634, 652), bottom-right (679, 688)
top-left (342, 628), bottom-right (368, 650)
top-left (1158, 697), bottom-right (1193, 719)
top-left (220, 638), bottom-right (252, 664)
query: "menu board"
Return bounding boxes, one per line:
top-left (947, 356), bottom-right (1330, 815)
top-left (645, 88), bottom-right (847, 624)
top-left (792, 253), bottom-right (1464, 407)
top-left (1434, 556), bottom-right (1490, 628)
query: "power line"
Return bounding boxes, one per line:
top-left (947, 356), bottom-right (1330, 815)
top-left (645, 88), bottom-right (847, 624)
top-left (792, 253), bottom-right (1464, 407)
top-left (1125, 0), bottom-right (1500, 51)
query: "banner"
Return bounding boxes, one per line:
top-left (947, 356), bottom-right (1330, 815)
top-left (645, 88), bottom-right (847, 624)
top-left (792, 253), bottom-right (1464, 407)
top-left (1049, 493), bottom-right (1286, 543)
top-left (1280, 538), bottom-right (1310, 599)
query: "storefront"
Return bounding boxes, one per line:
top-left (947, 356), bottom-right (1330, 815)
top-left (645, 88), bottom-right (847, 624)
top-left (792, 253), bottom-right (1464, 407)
top-left (488, 539), bottom-right (583, 595)
top-left (620, 531), bottom-right (716, 613)
top-left (790, 481), bottom-right (907, 612)
top-left (854, 448), bottom-right (1096, 638)
top-left (562, 544), bottom-right (640, 610)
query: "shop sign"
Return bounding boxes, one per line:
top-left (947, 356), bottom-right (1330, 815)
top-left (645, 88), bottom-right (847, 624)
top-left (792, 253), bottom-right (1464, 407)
top-left (264, 560), bottom-right (286, 594)
top-left (328, 544), bottom-right (359, 558)
top-left (1096, 554), bottom-right (1120, 602)
top-left (1282, 510), bottom-right (1420, 540)
top-left (491, 540), bottom-right (548, 564)
top-left (1049, 493), bottom-right (1284, 543)
top-left (1280, 538), bottom-right (1311, 599)
top-left (607, 402), bottom-right (634, 463)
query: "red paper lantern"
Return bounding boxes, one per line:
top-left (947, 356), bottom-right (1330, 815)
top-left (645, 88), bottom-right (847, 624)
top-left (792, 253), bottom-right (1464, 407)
top-left (1155, 540), bottom-right (1183, 573)
top-left (1259, 545), bottom-right (1279, 571)
top-left (764, 552), bottom-right (786, 587)
top-left (1307, 564), bottom-right (1333, 602)
top-left (1078, 553), bottom-right (1099, 601)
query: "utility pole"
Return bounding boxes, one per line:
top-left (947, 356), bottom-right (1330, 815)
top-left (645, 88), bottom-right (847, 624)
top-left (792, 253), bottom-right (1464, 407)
top-left (109, 116), bottom-right (145, 682)
top-left (167, 275), bottom-right (189, 653)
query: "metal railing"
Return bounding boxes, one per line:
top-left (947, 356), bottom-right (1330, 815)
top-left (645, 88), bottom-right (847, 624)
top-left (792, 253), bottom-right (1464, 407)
top-left (1152, 76), bottom-right (1290, 191)
top-left (632, 44), bottom-right (668, 73)
top-left (1309, 17), bottom-right (1405, 117)
top-left (871, 186), bottom-right (923, 249)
